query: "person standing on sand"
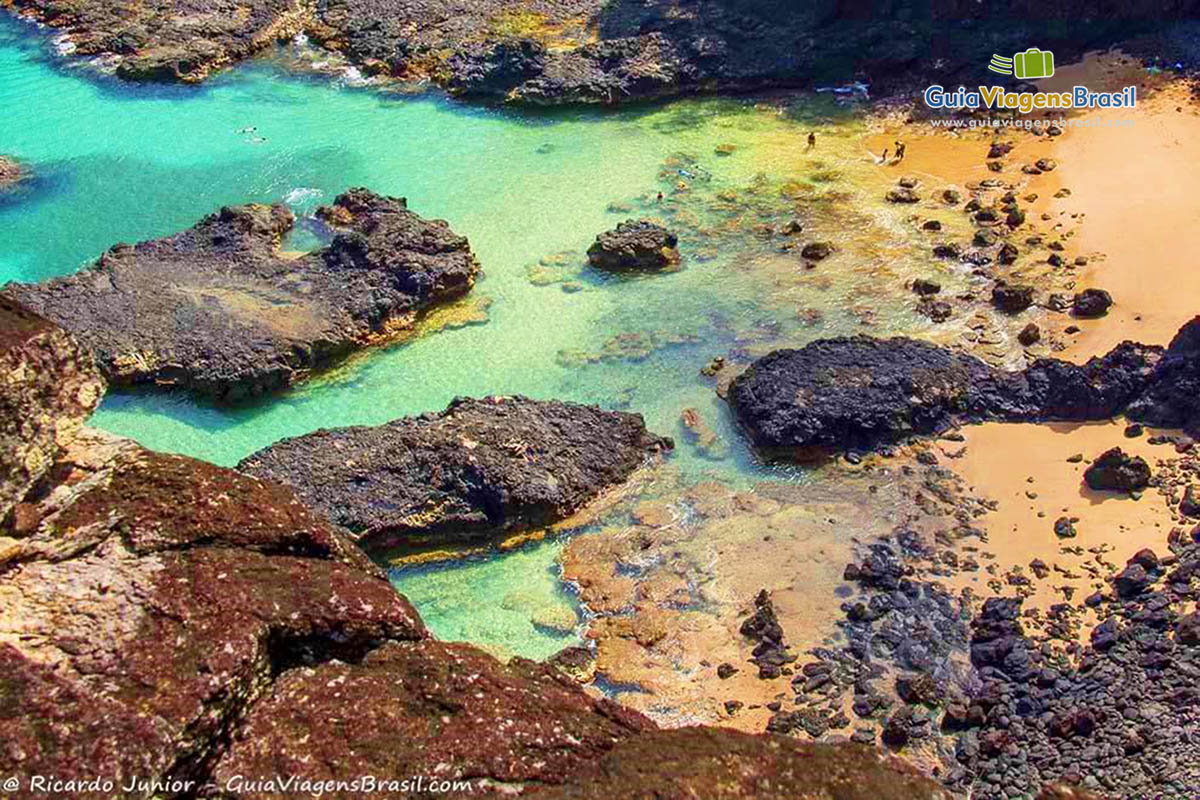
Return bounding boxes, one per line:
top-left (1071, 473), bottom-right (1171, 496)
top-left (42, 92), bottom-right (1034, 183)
top-left (807, 132), bottom-right (816, 149)
top-left (894, 140), bottom-right (906, 162)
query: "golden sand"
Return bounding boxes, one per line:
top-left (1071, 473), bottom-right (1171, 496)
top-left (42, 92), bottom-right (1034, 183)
top-left (934, 61), bottom-right (1199, 613)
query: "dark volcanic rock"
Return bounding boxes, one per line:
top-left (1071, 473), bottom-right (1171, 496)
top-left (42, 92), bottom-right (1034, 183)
top-left (0, 298), bottom-right (104, 523)
top-left (3, 189), bottom-right (479, 402)
top-left (725, 334), bottom-right (1161, 455)
top-left (1083, 447), bottom-right (1151, 492)
top-left (1018, 322), bottom-right (1041, 346)
top-left (726, 337), bottom-right (1001, 455)
top-left (991, 283), bottom-right (1035, 314)
top-left (586, 219), bottom-right (680, 271)
top-left (1073, 288), bottom-right (1113, 317)
top-left (11, 0), bottom-right (1190, 110)
top-left (912, 279), bottom-right (942, 296)
top-left (1124, 316), bottom-right (1200, 433)
top-left (238, 396), bottom-right (673, 553)
top-left (727, 317), bottom-right (1168, 455)
top-left (961, 535), bottom-right (1200, 798)
top-left (5, 0), bottom-right (301, 82)
top-left (801, 241), bottom-right (835, 261)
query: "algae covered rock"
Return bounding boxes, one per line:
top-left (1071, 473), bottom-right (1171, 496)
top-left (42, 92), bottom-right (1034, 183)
top-left (238, 395), bottom-right (674, 554)
top-left (587, 219), bottom-right (680, 272)
top-left (4, 188), bottom-right (479, 402)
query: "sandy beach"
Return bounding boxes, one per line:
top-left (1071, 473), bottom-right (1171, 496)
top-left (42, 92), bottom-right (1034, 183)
top-left (938, 60), bottom-right (1200, 614)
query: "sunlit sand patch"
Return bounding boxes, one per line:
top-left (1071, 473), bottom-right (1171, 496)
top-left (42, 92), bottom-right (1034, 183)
top-left (944, 419), bottom-right (1179, 626)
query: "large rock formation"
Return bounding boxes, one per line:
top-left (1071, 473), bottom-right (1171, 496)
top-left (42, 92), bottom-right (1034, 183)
top-left (3, 188), bottom-right (479, 402)
top-left (0, 298), bottom-right (953, 799)
top-left (238, 395), bottom-right (674, 554)
top-left (6, 0), bottom-right (1194, 104)
top-left (0, 296), bottom-right (103, 526)
top-left (726, 335), bottom-right (1162, 456)
top-left (3, 0), bottom-right (304, 82)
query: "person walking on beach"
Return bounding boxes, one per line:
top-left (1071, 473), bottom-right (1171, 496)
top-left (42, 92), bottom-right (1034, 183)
top-left (807, 132), bottom-right (816, 149)
top-left (894, 140), bottom-right (906, 162)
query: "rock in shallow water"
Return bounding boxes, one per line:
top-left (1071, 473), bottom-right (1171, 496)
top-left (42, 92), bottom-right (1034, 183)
top-left (0, 155), bottom-right (24, 189)
top-left (238, 395), bottom-right (673, 554)
top-left (3, 188), bottom-right (479, 403)
top-left (587, 219), bottom-right (680, 272)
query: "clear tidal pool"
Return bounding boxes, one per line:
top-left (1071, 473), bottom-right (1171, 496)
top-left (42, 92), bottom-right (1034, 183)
top-left (0, 18), bottom-right (974, 660)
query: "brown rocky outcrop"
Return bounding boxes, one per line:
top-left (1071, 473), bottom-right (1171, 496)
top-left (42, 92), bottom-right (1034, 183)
top-left (0, 296), bottom-right (103, 525)
top-left (3, 188), bottom-right (479, 402)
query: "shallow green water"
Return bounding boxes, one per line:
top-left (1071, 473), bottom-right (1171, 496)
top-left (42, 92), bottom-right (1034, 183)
top-left (0, 19), bottom-right (959, 658)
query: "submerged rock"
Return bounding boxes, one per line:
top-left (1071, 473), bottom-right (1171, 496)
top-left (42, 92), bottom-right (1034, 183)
top-left (587, 219), bottom-right (680, 271)
top-left (726, 332), bottom-right (1163, 455)
top-left (0, 155), bottom-right (23, 189)
top-left (801, 241), bottom-right (835, 261)
top-left (3, 189), bottom-right (479, 402)
top-left (238, 396), bottom-right (673, 553)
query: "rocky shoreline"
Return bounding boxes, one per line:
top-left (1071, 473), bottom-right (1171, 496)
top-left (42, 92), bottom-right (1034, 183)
top-left (5, 0), bottom-right (1195, 105)
top-left (2, 188), bottom-right (479, 402)
top-left (0, 294), bottom-right (969, 799)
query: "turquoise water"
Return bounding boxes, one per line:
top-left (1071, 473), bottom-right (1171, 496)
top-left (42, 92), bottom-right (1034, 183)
top-left (0, 19), bottom-right (960, 658)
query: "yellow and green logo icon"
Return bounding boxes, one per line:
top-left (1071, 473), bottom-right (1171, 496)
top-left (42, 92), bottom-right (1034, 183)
top-left (988, 48), bottom-right (1055, 79)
